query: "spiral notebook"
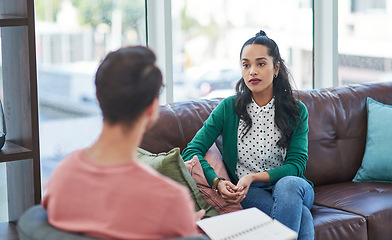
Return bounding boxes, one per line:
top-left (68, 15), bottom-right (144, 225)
top-left (196, 207), bottom-right (297, 240)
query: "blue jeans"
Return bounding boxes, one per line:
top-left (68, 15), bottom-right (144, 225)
top-left (240, 176), bottom-right (314, 240)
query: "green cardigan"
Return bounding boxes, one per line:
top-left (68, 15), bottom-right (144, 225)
top-left (182, 96), bottom-right (313, 187)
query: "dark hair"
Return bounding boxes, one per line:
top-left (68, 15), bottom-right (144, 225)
top-left (95, 46), bottom-right (162, 126)
top-left (235, 30), bottom-right (300, 148)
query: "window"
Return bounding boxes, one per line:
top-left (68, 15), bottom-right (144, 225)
top-left (338, 0), bottom-right (392, 85)
top-left (171, 0), bottom-right (313, 102)
top-left (35, 0), bottom-right (146, 194)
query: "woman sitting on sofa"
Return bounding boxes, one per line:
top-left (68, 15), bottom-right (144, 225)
top-left (182, 30), bottom-right (314, 240)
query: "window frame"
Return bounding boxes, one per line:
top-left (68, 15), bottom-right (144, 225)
top-left (313, 0), bottom-right (339, 89)
top-left (146, 0), bottom-right (174, 104)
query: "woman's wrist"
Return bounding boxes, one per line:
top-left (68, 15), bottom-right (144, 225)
top-left (249, 171), bottom-right (270, 183)
top-left (212, 177), bottom-right (225, 192)
top-left (247, 173), bottom-right (256, 183)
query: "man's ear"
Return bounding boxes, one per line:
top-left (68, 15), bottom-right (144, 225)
top-left (144, 98), bottom-right (160, 128)
top-left (145, 99), bottom-right (156, 116)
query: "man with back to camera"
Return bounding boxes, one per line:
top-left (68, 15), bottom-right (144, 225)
top-left (42, 46), bottom-right (205, 239)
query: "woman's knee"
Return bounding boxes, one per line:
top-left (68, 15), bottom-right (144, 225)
top-left (274, 176), bottom-right (314, 207)
top-left (275, 176), bottom-right (306, 191)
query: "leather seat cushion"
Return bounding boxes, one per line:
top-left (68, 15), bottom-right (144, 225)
top-left (314, 182), bottom-right (392, 240)
top-left (312, 205), bottom-right (367, 240)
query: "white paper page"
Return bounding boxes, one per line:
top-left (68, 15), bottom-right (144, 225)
top-left (197, 208), bottom-right (291, 240)
top-left (197, 207), bottom-right (298, 240)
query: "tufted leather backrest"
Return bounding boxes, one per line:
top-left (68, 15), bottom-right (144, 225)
top-left (140, 82), bottom-right (392, 187)
top-left (295, 82), bottom-right (392, 186)
top-left (141, 99), bottom-right (221, 154)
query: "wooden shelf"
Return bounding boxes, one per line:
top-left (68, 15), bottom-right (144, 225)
top-left (0, 141), bottom-right (32, 163)
top-left (0, 15), bottom-right (28, 27)
top-left (1, 0), bottom-right (41, 220)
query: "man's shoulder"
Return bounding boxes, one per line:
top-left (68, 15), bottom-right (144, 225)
top-left (50, 150), bottom-right (83, 174)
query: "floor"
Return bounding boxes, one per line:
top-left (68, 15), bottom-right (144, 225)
top-left (0, 222), bottom-right (19, 240)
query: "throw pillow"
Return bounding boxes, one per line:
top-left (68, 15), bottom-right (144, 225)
top-left (185, 144), bottom-right (243, 214)
top-left (353, 97), bottom-right (392, 183)
top-left (137, 147), bottom-right (219, 218)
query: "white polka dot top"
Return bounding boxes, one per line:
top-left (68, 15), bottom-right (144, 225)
top-left (236, 98), bottom-right (287, 180)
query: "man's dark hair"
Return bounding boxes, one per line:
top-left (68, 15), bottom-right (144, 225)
top-left (95, 46), bottom-right (162, 125)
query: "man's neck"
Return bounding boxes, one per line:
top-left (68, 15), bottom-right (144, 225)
top-left (84, 121), bottom-right (145, 165)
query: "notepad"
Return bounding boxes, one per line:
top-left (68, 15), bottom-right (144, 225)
top-left (196, 207), bottom-right (297, 240)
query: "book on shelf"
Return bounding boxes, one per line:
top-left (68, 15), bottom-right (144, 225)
top-left (196, 207), bottom-right (297, 240)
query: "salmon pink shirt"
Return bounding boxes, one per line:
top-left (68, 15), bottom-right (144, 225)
top-left (42, 150), bottom-right (198, 240)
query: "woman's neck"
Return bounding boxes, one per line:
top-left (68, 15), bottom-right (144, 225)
top-left (252, 91), bottom-right (273, 107)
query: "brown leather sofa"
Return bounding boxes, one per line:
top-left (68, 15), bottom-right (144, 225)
top-left (140, 82), bottom-right (392, 240)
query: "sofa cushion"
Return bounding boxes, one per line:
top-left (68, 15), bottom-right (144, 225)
top-left (184, 144), bottom-right (242, 215)
top-left (314, 182), bottom-right (392, 240)
top-left (137, 148), bottom-right (219, 218)
top-left (311, 205), bottom-right (367, 240)
top-left (353, 97), bottom-right (392, 183)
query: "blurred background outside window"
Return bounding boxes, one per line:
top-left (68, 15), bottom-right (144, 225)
top-left (338, 0), bottom-right (392, 85)
top-left (171, 0), bottom-right (313, 102)
top-left (34, 0), bottom-right (146, 194)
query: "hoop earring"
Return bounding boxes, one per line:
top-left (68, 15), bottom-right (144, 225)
top-left (274, 74), bottom-right (277, 78)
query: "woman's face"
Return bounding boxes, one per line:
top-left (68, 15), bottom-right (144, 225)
top-left (241, 44), bottom-right (279, 98)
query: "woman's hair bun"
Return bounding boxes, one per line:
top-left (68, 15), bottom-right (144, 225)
top-left (255, 30), bottom-right (267, 37)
